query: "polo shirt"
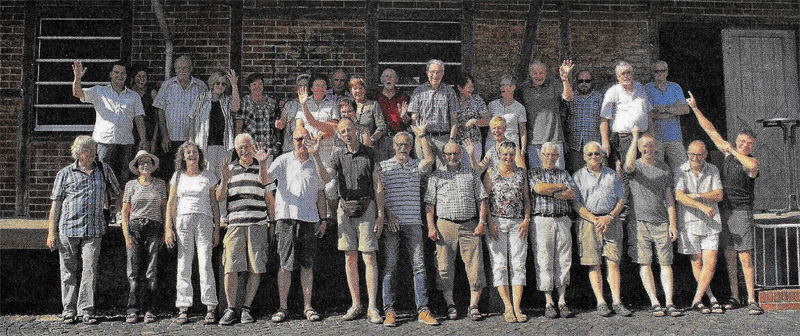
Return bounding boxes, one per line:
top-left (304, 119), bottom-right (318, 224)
top-left (519, 77), bottom-right (564, 144)
top-left (645, 81), bottom-right (686, 142)
top-left (328, 144), bottom-right (375, 201)
top-left (600, 82), bottom-right (651, 134)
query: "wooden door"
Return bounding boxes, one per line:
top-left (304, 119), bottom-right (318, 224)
top-left (722, 29), bottom-right (799, 211)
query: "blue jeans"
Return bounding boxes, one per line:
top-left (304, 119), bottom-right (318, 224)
top-left (381, 224), bottom-right (429, 313)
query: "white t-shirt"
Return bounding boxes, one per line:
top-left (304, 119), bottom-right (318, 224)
top-left (487, 98), bottom-right (527, 147)
top-left (170, 170), bottom-right (218, 219)
top-left (268, 152), bottom-right (325, 223)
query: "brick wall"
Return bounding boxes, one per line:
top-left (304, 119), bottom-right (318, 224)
top-left (0, 0), bottom-right (24, 218)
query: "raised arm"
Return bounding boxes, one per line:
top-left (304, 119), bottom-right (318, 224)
top-left (227, 69), bottom-right (240, 113)
top-left (71, 60), bottom-right (86, 100)
top-left (686, 91), bottom-right (730, 153)
top-left (560, 60), bottom-right (574, 102)
top-left (623, 126), bottom-right (640, 173)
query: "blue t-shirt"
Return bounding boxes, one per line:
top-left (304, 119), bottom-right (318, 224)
top-left (645, 81), bottom-right (685, 142)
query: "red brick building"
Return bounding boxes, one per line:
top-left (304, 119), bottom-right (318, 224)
top-left (2, 0), bottom-right (799, 219)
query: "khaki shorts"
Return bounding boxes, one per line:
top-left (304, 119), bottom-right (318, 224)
top-left (577, 217), bottom-right (622, 265)
top-left (222, 225), bottom-right (269, 274)
top-left (628, 220), bottom-right (673, 265)
top-left (337, 200), bottom-right (378, 252)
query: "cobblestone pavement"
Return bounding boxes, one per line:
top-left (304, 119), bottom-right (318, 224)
top-left (2, 306), bottom-right (799, 336)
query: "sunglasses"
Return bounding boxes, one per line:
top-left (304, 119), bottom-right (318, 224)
top-left (577, 79), bottom-right (592, 84)
top-left (585, 152), bottom-right (602, 157)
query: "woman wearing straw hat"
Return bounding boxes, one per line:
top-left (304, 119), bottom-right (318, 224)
top-left (121, 150), bottom-right (167, 324)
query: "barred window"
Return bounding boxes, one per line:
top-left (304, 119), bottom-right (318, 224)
top-left (377, 20), bottom-right (461, 89)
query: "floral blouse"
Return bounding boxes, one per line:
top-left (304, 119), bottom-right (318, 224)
top-left (454, 94), bottom-right (488, 144)
top-left (489, 167), bottom-right (525, 218)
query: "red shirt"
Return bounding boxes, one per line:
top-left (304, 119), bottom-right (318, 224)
top-left (370, 89), bottom-right (410, 132)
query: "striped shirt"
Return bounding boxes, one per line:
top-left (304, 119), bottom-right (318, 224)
top-left (408, 82), bottom-right (458, 133)
top-left (567, 91), bottom-right (603, 151)
top-left (378, 157), bottom-right (432, 226)
top-left (51, 161), bottom-right (121, 237)
top-left (82, 85), bottom-right (145, 145)
top-left (529, 166), bottom-right (577, 216)
top-left (425, 165), bottom-right (488, 221)
top-left (224, 161), bottom-right (269, 227)
top-left (152, 76), bottom-right (207, 141)
top-left (123, 178), bottom-right (167, 223)
top-left (572, 166), bottom-right (623, 214)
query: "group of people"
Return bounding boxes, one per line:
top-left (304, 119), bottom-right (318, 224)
top-left (46, 54), bottom-right (764, 327)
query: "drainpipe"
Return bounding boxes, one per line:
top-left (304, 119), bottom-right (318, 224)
top-left (152, 0), bottom-right (173, 80)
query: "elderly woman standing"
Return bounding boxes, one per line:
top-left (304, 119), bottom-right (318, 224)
top-left (452, 73), bottom-right (490, 167)
top-left (164, 141), bottom-right (221, 324)
top-left (128, 65), bottom-right (160, 155)
top-left (188, 69), bottom-right (240, 177)
top-left (465, 116), bottom-right (526, 174)
top-left (236, 72), bottom-right (280, 155)
top-left (47, 135), bottom-right (120, 324)
top-left (348, 76), bottom-right (387, 160)
top-left (121, 150), bottom-right (167, 324)
top-left (486, 74), bottom-right (527, 153)
top-left (483, 141), bottom-right (531, 323)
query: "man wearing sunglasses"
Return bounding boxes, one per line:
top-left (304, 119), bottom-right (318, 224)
top-left (645, 61), bottom-right (690, 170)
top-left (566, 70), bottom-right (603, 173)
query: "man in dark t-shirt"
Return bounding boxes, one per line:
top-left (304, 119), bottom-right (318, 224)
top-left (687, 92), bottom-right (763, 315)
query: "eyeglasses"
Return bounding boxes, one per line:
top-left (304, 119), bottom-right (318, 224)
top-left (394, 142), bottom-right (412, 147)
top-left (585, 152), bottom-right (602, 157)
top-left (428, 70), bottom-right (444, 75)
top-left (213, 82), bottom-right (228, 86)
top-left (443, 152), bottom-right (460, 156)
top-left (577, 79), bottom-right (592, 84)
top-left (292, 137), bottom-right (305, 142)
top-left (687, 153), bottom-right (704, 157)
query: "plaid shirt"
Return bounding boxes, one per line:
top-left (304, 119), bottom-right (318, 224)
top-left (152, 76), bottom-right (207, 141)
top-left (674, 161), bottom-right (722, 235)
top-left (567, 91), bottom-right (603, 151)
top-left (51, 161), bottom-right (120, 237)
top-left (240, 94), bottom-right (280, 153)
top-left (529, 166), bottom-right (577, 216)
top-left (425, 165), bottom-right (488, 221)
top-left (408, 82), bottom-right (458, 133)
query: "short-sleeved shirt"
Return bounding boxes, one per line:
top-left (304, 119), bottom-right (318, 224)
top-left (224, 160), bottom-right (270, 227)
top-left (425, 165), bottom-right (488, 221)
top-left (600, 82), bottom-right (652, 134)
top-left (152, 76), bottom-right (208, 141)
top-left (170, 170), bottom-right (218, 218)
top-left (328, 144), bottom-right (375, 200)
top-left (645, 81), bottom-right (686, 142)
top-left (674, 161), bottom-right (722, 235)
top-left (519, 78), bottom-right (565, 144)
top-left (370, 89), bottom-right (410, 133)
top-left (567, 91), bottom-right (603, 151)
top-left (295, 96), bottom-right (339, 155)
top-left (529, 166), bottom-right (577, 216)
top-left (240, 94), bottom-right (281, 153)
top-left (454, 94), bottom-right (488, 144)
top-left (488, 167), bottom-right (526, 219)
top-left (269, 152), bottom-right (325, 222)
top-left (487, 99), bottom-right (527, 146)
top-left (721, 154), bottom-right (758, 210)
top-left (82, 85), bottom-right (145, 145)
top-left (325, 89), bottom-right (354, 104)
top-left (572, 166), bottom-right (623, 215)
top-left (479, 145), bottom-right (502, 171)
top-left (408, 82), bottom-right (458, 133)
top-left (626, 159), bottom-right (672, 223)
top-left (51, 161), bottom-right (121, 237)
top-left (123, 178), bottom-right (167, 223)
top-left (353, 99), bottom-right (387, 136)
top-left (378, 157), bottom-right (431, 226)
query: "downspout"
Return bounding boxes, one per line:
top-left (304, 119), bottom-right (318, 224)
top-left (152, 0), bottom-right (173, 80)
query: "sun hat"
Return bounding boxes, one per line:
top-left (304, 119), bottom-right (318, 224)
top-left (128, 150), bottom-right (160, 175)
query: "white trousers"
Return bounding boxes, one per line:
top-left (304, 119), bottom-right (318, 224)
top-left (485, 217), bottom-right (528, 286)
top-left (175, 213), bottom-right (218, 308)
top-left (531, 215), bottom-right (572, 291)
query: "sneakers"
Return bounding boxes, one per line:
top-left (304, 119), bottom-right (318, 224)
top-left (144, 311), bottom-right (156, 323)
top-left (240, 307), bottom-right (254, 323)
top-left (383, 310), bottom-right (397, 327)
top-left (125, 312), bottom-right (138, 323)
top-left (597, 303), bottom-right (612, 317)
top-left (342, 306), bottom-right (362, 321)
top-left (417, 309), bottom-right (439, 326)
top-left (219, 308), bottom-right (236, 325)
top-left (367, 308), bottom-right (384, 324)
top-left (612, 303), bottom-right (633, 317)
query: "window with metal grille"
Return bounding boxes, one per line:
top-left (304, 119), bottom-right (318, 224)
top-left (34, 17), bottom-right (125, 132)
top-left (377, 20), bottom-right (461, 89)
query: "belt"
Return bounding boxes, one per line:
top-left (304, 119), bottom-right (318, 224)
top-left (442, 217), bottom-right (475, 224)
top-left (591, 212), bottom-right (610, 216)
top-left (342, 196), bottom-right (373, 202)
top-left (615, 133), bottom-right (631, 138)
top-left (534, 213), bottom-right (568, 218)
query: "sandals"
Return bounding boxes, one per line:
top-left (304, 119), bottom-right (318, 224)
top-left (748, 302), bottom-right (764, 315)
top-left (176, 310), bottom-right (189, 325)
top-left (692, 302), bottom-right (711, 314)
top-left (126, 312), bottom-right (138, 323)
top-left (304, 307), bottom-right (321, 322)
top-left (204, 310), bottom-right (216, 324)
top-left (665, 304), bottom-right (683, 317)
top-left (709, 301), bottom-right (725, 314)
top-left (651, 304), bottom-right (666, 317)
top-left (81, 315), bottom-right (98, 324)
top-left (515, 311), bottom-right (528, 323)
top-left (468, 306), bottom-right (483, 321)
top-left (504, 311), bottom-right (516, 323)
top-left (61, 315), bottom-right (76, 325)
top-left (446, 304), bottom-right (458, 320)
top-left (271, 308), bottom-right (288, 323)
top-left (723, 297), bottom-right (741, 310)
top-left (144, 311), bottom-right (156, 323)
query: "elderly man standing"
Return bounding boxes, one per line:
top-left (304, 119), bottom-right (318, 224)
top-left (623, 128), bottom-right (681, 317)
top-left (153, 55), bottom-right (208, 179)
top-left (687, 92), bottom-right (763, 315)
top-left (566, 70), bottom-right (603, 173)
top-left (529, 142), bottom-right (578, 318)
top-left (572, 141), bottom-right (631, 317)
top-left (318, 118), bottom-right (382, 323)
top-left (674, 140), bottom-right (725, 314)
top-left (600, 61), bottom-right (652, 169)
top-left (645, 61), bottom-right (690, 170)
top-left (517, 60), bottom-right (574, 169)
top-left (408, 59), bottom-right (459, 167)
top-left (375, 123), bottom-right (438, 327)
top-left (216, 134), bottom-right (271, 325)
top-left (371, 68), bottom-right (411, 162)
top-left (72, 61), bottom-right (146, 222)
top-left (425, 141), bottom-right (493, 321)
top-left (267, 127), bottom-right (329, 323)
top-left (327, 68), bottom-right (355, 103)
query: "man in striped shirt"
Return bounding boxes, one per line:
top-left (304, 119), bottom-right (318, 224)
top-left (216, 133), bottom-right (271, 325)
top-left (374, 123), bottom-right (438, 327)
